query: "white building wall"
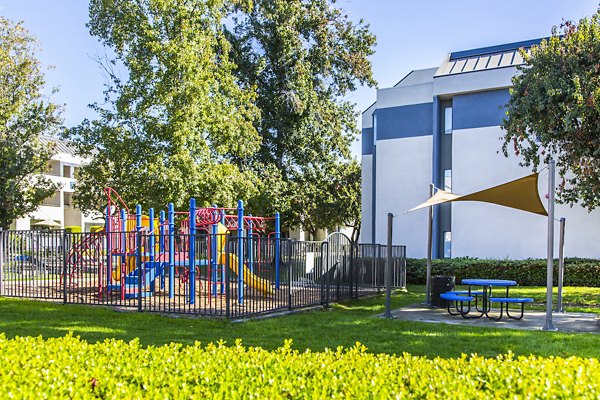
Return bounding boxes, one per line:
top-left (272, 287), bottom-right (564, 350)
top-left (452, 126), bottom-right (600, 259)
top-left (374, 136), bottom-right (432, 257)
top-left (360, 154), bottom-right (373, 244)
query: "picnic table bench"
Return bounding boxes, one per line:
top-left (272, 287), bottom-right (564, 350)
top-left (440, 279), bottom-right (534, 320)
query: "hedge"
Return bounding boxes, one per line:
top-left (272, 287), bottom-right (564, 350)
top-left (406, 257), bottom-right (600, 287)
top-left (64, 225), bottom-right (82, 233)
top-left (1, 335), bottom-right (599, 398)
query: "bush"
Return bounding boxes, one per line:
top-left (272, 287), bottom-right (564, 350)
top-left (64, 225), bottom-right (82, 233)
top-left (89, 225), bottom-right (104, 233)
top-left (407, 257), bottom-right (600, 287)
top-left (0, 335), bottom-right (599, 398)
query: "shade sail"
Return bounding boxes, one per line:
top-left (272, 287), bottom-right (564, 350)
top-left (407, 190), bottom-right (461, 213)
top-left (407, 173), bottom-right (548, 216)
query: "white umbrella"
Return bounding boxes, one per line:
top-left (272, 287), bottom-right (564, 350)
top-left (33, 219), bottom-right (61, 228)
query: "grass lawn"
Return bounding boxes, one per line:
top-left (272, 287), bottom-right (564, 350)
top-left (0, 285), bottom-right (598, 358)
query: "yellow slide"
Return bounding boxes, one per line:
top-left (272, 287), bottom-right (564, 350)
top-left (112, 255), bottom-right (138, 282)
top-left (219, 253), bottom-right (275, 295)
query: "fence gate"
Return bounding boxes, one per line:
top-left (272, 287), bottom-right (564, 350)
top-left (321, 232), bottom-right (357, 305)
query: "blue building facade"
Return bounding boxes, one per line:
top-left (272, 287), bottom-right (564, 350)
top-left (362, 39), bottom-right (600, 259)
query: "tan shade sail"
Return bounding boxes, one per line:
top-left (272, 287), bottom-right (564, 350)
top-left (407, 190), bottom-right (461, 213)
top-left (407, 173), bottom-right (548, 216)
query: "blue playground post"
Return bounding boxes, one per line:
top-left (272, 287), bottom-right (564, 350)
top-left (189, 198), bottom-right (196, 305)
top-left (168, 203), bottom-right (175, 299)
top-left (237, 200), bottom-right (244, 304)
top-left (211, 205), bottom-right (218, 297)
top-left (248, 214), bottom-right (253, 273)
top-left (159, 210), bottom-right (165, 290)
top-left (149, 208), bottom-right (155, 262)
top-left (105, 205), bottom-right (112, 289)
top-left (275, 211), bottom-right (280, 289)
top-left (136, 205), bottom-right (142, 231)
top-left (159, 211), bottom-right (165, 253)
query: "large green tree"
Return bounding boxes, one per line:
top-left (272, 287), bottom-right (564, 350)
top-left (71, 0), bottom-right (261, 213)
top-left (0, 17), bottom-right (61, 230)
top-left (226, 0), bottom-right (375, 235)
top-left (502, 12), bottom-right (600, 210)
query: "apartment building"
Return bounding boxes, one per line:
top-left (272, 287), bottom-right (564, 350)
top-left (11, 136), bottom-right (103, 231)
top-left (362, 38), bottom-right (600, 259)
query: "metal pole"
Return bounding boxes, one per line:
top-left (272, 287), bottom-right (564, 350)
top-left (168, 203), bottom-right (175, 299)
top-left (0, 230), bottom-right (4, 296)
top-left (384, 212), bottom-right (394, 318)
top-left (189, 198), bottom-right (196, 305)
top-left (275, 212), bottom-right (281, 289)
top-left (556, 217), bottom-right (566, 313)
top-left (237, 200), bottom-right (244, 304)
top-left (544, 160), bottom-right (557, 331)
top-left (425, 184), bottom-right (434, 305)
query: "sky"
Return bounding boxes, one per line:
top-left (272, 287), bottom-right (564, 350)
top-left (1, 0), bottom-right (599, 158)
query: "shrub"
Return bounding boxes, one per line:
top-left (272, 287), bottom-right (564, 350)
top-left (64, 225), bottom-right (82, 233)
top-left (89, 225), bottom-right (104, 233)
top-left (0, 335), bottom-right (599, 398)
top-left (407, 257), bottom-right (600, 287)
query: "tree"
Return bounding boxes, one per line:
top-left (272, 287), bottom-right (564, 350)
top-left (70, 0), bottom-right (261, 213)
top-left (299, 160), bottom-right (361, 241)
top-left (226, 0), bottom-right (375, 235)
top-left (0, 17), bottom-right (62, 230)
top-left (502, 12), bottom-right (600, 210)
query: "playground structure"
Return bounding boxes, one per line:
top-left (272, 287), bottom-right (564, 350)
top-left (64, 188), bottom-right (281, 306)
top-left (0, 190), bottom-right (407, 319)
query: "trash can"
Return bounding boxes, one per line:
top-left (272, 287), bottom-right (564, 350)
top-left (431, 275), bottom-right (455, 307)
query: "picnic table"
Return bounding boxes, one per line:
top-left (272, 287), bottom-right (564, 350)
top-left (441, 279), bottom-right (534, 320)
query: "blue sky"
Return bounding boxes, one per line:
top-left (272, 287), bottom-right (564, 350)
top-left (1, 0), bottom-right (598, 157)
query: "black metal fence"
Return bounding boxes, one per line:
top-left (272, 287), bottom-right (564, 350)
top-left (0, 230), bottom-right (406, 319)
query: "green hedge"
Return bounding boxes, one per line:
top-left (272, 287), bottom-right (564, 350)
top-left (407, 257), bottom-right (600, 287)
top-left (1, 335), bottom-right (599, 398)
top-left (64, 225), bottom-right (82, 233)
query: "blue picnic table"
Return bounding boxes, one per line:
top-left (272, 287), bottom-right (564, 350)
top-left (441, 279), bottom-right (533, 320)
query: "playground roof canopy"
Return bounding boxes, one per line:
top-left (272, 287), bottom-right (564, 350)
top-left (408, 173), bottom-right (548, 216)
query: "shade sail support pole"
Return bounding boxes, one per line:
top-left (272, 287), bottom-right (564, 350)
top-left (425, 184), bottom-right (434, 305)
top-left (543, 160), bottom-right (557, 331)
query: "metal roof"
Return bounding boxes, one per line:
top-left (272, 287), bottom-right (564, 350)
top-left (435, 38), bottom-right (547, 77)
top-left (39, 135), bottom-right (78, 156)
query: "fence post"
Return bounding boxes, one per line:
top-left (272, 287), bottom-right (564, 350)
top-left (287, 240), bottom-right (292, 311)
top-left (137, 230), bottom-right (143, 312)
top-left (237, 200), bottom-right (244, 304)
top-left (189, 198), bottom-right (196, 305)
top-left (62, 230), bottom-right (68, 303)
top-left (350, 242), bottom-right (356, 298)
top-left (274, 212), bottom-right (280, 289)
top-left (225, 235), bottom-right (230, 319)
top-left (0, 230), bottom-right (4, 296)
top-left (384, 213), bottom-right (394, 318)
top-left (0, 230), bottom-right (4, 297)
top-left (168, 203), bottom-right (175, 299)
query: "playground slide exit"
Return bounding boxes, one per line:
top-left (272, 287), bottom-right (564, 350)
top-left (219, 253), bottom-right (275, 295)
top-left (215, 223), bottom-right (275, 295)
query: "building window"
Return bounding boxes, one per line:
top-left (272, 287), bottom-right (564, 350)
top-left (373, 114), bottom-right (378, 144)
top-left (444, 107), bottom-right (453, 134)
top-left (443, 231), bottom-right (452, 258)
top-left (444, 169), bottom-right (452, 192)
top-left (63, 165), bottom-right (72, 178)
top-left (63, 192), bottom-right (72, 207)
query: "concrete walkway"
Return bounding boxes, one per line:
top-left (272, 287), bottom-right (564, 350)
top-left (385, 304), bottom-right (599, 333)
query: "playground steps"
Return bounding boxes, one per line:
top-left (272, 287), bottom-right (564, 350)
top-left (111, 262), bottom-right (166, 299)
